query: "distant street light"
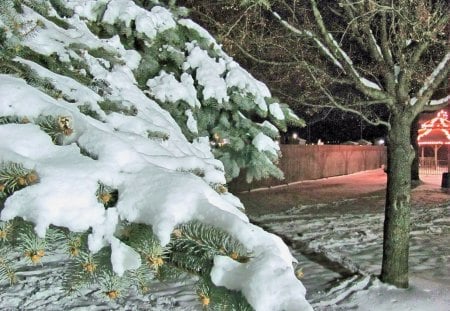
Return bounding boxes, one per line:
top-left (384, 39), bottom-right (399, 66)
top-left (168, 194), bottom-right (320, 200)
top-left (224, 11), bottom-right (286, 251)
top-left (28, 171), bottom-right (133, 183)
top-left (377, 138), bottom-right (385, 145)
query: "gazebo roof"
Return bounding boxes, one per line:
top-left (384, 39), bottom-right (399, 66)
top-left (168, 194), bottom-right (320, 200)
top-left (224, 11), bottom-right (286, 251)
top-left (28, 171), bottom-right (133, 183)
top-left (417, 110), bottom-right (450, 145)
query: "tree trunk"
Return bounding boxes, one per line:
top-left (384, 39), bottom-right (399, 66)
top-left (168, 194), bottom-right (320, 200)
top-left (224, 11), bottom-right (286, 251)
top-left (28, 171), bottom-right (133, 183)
top-left (381, 117), bottom-right (415, 288)
top-left (410, 116), bottom-right (420, 182)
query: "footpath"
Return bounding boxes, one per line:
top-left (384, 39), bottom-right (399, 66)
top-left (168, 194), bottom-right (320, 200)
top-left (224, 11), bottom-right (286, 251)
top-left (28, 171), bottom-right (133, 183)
top-left (238, 169), bottom-right (450, 309)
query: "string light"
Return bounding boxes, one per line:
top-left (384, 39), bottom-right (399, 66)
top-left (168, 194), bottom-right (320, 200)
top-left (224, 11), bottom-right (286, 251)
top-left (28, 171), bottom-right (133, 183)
top-left (417, 110), bottom-right (450, 145)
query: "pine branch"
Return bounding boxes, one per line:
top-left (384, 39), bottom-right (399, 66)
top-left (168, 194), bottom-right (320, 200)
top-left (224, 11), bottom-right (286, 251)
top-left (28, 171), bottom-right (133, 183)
top-left (147, 130), bottom-right (170, 141)
top-left (0, 162), bottom-right (39, 200)
top-left (170, 221), bottom-right (251, 265)
top-left (98, 271), bottom-right (127, 300)
top-left (96, 182), bottom-right (118, 209)
top-left (36, 115), bottom-right (73, 145)
top-left (0, 246), bottom-right (16, 285)
top-left (17, 226), bottom-right (47, 264)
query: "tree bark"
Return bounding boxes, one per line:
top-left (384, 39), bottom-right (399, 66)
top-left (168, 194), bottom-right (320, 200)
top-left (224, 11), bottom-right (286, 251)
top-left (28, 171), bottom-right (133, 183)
top-left (381, 116), bottom-right (415, 288)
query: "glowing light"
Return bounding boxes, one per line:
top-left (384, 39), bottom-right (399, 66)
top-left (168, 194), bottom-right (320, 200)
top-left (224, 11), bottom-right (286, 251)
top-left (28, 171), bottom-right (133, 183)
top-left (292, 132), bottom-right (298, 139)
top-left (417, 110), bottom-right (450, 146)
top-left (376, 138), bottom-right (385, 145)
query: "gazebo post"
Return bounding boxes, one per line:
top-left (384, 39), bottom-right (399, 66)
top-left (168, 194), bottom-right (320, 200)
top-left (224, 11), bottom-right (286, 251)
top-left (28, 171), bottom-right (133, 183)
top-left (448, 145), bottom-right (450, 173)
top-left (434, 145), bottom-right (438, 169)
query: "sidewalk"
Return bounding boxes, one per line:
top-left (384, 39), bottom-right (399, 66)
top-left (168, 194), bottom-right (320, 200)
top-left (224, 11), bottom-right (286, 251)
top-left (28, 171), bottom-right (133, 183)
top-left (238, 169), bottom-right (449, 216)
top-left (243, 169), bottom-right (450, 308)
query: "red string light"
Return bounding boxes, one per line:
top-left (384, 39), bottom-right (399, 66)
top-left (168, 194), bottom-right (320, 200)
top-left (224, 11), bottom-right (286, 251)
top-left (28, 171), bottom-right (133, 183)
top-left (417, 110), bottom-right (450, 145)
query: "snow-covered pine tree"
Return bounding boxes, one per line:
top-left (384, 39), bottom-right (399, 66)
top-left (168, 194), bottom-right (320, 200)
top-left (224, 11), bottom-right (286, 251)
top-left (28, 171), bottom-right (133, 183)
top-left (90, 1), bottom-right (304, 183)
top-left (0, 1), bottom-right (311, 310)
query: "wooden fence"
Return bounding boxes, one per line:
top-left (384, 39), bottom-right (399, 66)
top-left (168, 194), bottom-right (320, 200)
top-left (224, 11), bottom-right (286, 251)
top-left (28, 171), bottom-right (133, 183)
top-left (229, 144), bottom-right (387, 192)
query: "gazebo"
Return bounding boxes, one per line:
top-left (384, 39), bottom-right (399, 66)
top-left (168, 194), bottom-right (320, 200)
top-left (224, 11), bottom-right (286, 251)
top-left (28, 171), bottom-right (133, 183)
top-left (417, 109), bottom-right (450, 175)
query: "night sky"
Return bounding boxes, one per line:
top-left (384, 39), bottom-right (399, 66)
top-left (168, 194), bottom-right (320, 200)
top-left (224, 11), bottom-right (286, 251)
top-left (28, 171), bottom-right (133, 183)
top-left (285, 105), bottom-right (449, 144)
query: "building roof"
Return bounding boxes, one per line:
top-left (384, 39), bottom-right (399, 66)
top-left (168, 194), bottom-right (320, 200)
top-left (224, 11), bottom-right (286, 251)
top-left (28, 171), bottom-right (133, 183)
top-left (417, 110), bottom-right (450, 145)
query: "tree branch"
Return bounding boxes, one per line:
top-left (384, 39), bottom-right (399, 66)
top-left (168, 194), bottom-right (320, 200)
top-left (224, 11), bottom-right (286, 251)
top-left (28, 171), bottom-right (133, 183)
top-left (308, 0), bottom-right (388, 100)
top-left (422, 95), bottom-right (450, 111)
top-left (233, 42), bottom-right (301, 66)
top-left (302, 57), bottom-right (391, 129)
top-left (412, 52), bottom-right (450, 115)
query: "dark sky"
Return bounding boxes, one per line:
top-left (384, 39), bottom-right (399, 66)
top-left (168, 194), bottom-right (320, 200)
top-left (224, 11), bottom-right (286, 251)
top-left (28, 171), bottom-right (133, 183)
top-left (286, 105), bottom-right (449, 144)
top-left (288, 110), bottom-right (387, 144)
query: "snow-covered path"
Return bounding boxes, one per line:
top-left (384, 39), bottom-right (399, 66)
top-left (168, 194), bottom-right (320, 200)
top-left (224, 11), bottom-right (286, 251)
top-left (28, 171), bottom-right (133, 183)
top-left (244, 170), bottom-right (450, 310)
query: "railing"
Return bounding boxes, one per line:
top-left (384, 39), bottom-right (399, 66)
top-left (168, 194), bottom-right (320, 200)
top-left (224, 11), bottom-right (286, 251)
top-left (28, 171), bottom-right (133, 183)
top-left (419, 158), bottom-right (448, 175)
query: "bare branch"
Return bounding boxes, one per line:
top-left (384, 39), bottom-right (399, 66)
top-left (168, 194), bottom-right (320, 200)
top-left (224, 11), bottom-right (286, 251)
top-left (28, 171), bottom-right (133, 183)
top-left (379, 12), bottom-right (394, 68)
top-left (302, 56), bottom-right (391, 129)
top-left (234, 42), bottom-right (301, 66)
top-left (412, 52), bottom-right (450, 115)
top-left (422, 95), bottom-right (450, 111)
top-left (308, 0), bottom-right (388, 100)
top-left (223, 4), bottom-right (257, 39)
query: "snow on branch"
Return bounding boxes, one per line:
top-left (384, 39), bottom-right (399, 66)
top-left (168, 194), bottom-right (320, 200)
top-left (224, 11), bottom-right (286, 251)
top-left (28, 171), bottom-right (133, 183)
top-left (429, 95), bottom-right (450, 107)
top-left (307, 0), bottom-right (386, 99)
top-left (271, 12), bottom-right (344, 70)
top-left (273, 6), bottom-right (383, 94)
top-left (417, 52), bottom-right (450, 98)
top-left (303, 62), bottom-right (391, 129)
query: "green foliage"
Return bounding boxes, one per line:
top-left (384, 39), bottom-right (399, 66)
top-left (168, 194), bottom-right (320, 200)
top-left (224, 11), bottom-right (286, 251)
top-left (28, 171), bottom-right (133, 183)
top-left (63, 247), bottom-right (112, 294)
top-left (69, 0), bottom-right (301, 183)
top-left (0, 0), bottom-right (22, 51)
top-left (0, 249), bottom-right (16, 284)
top-left (61, 220), bottom-right (254, 307)
top-left (0, 2), bottom-right (43, 62)
top-left (49, 0), bottom-right (74, 18)
top-left (177, 167), bottom-right (206, 178)
top-left (36, 115), bottom-right (73, 145)
top-left (17, 227), bottom-right (47, 264)
top-left (87, 47), bottom-right (125, 67)
top-left (0, 221), bottom-right (16, 244)
top-left (96, 182), bottom-right (118, 209)
top-left (147, 130), bottom-right (170, 141)
top-left (0, 162), bottom-right (39, 202)
top-left (22, 0), bottom-right (51, 17)
top-left (64, 231), bottom-right (88, 258)
top-left (98, 271), bottom-right (128, 300)
top-left (0, 2), bottom-right (298, 307)
top-left (98, 99), bottom-right (138, 116)
top-left (243, 149), bottom-right (283, 183)
top-left (122, 223), bottom-right (167, 273)
top-left (77, 104), bottom-right (102, 121)
top-left (134, 54), bottom-right (161, 87)
top-left (45, 15), bottom-right (70, 29)
top-left (17, 46), bottom-right (93, 87)
top-left (196, 277), bottom-right (254, 310)
top-left (230, 91), bottom-right (257, 112)
top-left (0, 115), bottom-right (22, 125)
top-left (76, 142), bottom-right (99, 161)
top-left (0, 221), bottom-right (17, 284)
top-left (0, 59), bottom-right (62, 99)
top-left (168, 221), bottom-right (251, 274)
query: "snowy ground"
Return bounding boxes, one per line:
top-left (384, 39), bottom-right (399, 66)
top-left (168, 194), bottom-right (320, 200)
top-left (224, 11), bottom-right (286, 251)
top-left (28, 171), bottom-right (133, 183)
top-left (1, 169), bottom-right (448, 310)
top-left (240, 170), bottom-right (450, 310)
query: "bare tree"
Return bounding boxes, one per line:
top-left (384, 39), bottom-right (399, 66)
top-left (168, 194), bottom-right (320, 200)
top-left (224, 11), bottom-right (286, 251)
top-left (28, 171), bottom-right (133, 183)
top-left (181, 0), bottom-right (449, 288)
